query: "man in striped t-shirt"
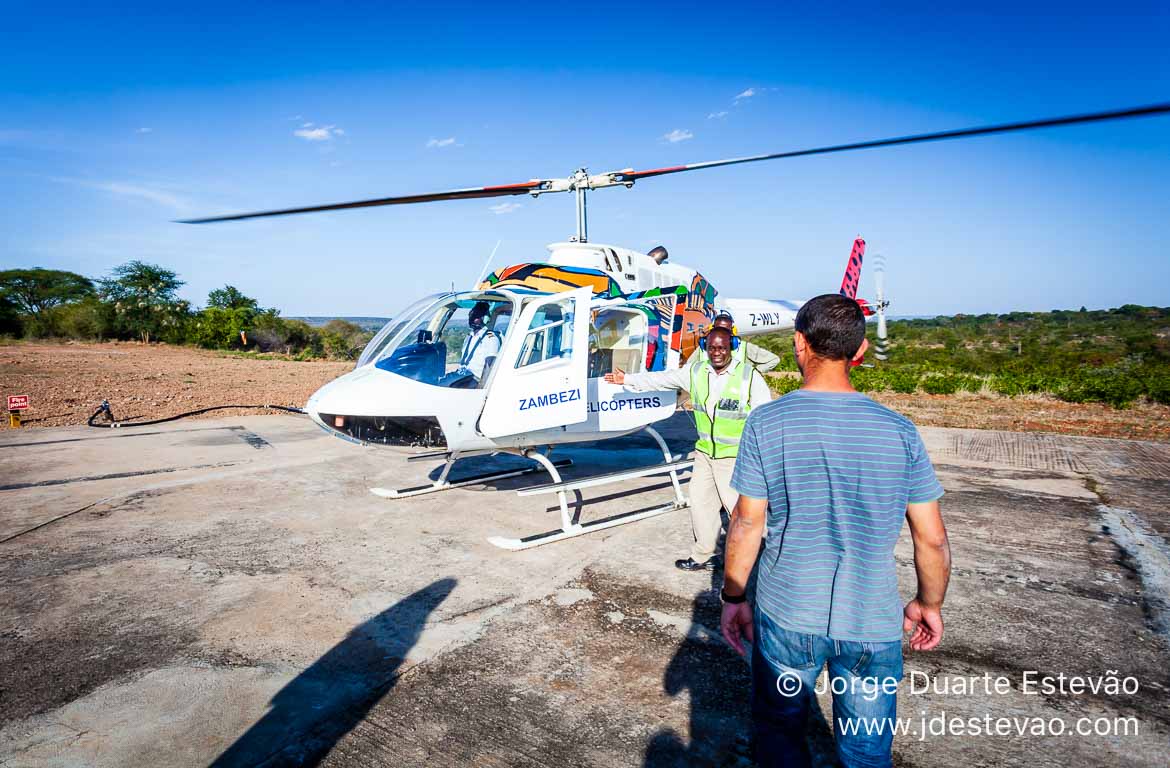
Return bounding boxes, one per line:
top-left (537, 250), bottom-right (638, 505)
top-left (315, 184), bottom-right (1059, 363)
top-left (719, 294), bottom-right (951, 768)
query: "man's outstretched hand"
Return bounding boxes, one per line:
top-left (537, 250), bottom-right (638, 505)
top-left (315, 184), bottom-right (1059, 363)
top-left (903, 598), bottom-right (944, 651)
top-left (603, 367), bottom-right (625, 385)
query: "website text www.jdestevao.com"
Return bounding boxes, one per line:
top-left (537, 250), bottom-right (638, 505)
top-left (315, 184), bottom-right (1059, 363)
top-left (836, 712), bottom-right (1139, 741)
top-left (773, 668), bottom-right (1144, 740)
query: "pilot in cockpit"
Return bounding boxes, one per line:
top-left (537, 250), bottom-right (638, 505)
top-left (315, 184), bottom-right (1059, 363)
top-left (455, 301), bottom-right (502, 382)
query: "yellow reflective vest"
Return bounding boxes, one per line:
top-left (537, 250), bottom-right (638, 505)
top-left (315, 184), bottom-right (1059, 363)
top-left (689, 352), bottom-right (754, 459)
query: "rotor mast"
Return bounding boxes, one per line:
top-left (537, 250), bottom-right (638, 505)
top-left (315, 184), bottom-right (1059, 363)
top-left (573, 170), bottom-right (589, 242)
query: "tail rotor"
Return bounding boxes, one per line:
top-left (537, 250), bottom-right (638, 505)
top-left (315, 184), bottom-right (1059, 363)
top-left (873, 254), bottom-right (890, 361)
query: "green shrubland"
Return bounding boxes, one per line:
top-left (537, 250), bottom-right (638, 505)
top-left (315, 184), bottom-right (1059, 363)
top-left (756, 306), bottom-right (1170, 410)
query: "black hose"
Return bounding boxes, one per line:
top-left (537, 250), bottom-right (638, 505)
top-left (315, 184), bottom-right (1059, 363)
top-left (87, 399), bottom-right (305, 428)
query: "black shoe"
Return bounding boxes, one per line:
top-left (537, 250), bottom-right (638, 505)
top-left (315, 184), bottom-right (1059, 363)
top-left (675, 557), bottom-right (718, 572)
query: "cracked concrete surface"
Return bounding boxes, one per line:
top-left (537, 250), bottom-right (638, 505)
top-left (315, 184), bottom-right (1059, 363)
top-left (1, 414), bottom-right (1168, 766)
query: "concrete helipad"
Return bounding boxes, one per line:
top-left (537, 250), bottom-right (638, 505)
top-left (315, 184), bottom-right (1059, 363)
top-left (1, 414), bottom-right (1168, 767)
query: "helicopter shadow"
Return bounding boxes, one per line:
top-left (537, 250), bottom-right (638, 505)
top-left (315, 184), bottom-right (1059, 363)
top-left (209, 577), bottom-right (456, 767)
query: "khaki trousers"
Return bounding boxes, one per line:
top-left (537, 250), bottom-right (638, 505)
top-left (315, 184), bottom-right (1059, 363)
top-left (688, 450), bottom-right (738, 562)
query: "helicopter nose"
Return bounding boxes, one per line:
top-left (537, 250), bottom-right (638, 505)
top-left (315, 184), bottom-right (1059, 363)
top-left (305, 367), bottom-right (447, 447)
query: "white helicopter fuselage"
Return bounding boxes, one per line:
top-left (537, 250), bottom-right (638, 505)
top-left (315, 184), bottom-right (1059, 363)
top-left (305, 241), bottom-right (805, 454)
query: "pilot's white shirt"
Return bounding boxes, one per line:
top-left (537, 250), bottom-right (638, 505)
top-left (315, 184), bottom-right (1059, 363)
top-left (460, 327), bottom-right (501, 378)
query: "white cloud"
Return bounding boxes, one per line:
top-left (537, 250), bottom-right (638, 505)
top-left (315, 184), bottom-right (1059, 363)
top-left (489, 202), bottom-right (522, 215)
top-left (294, 122), bottom-right (343, 141)
top-left (707, 111), bottom-right (728, 119)
top-left (136, 127), bottom-right (153, 134)
top-left (426, 137), bottom-right (457, 148)
top-left (663, 129), bottom-right (694, 143)
top-left (734, 88), bottom-right (756, 102)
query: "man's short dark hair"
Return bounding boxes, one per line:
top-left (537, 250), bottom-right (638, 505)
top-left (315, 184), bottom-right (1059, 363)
top-left (794, 294), bottom-right (866, 360)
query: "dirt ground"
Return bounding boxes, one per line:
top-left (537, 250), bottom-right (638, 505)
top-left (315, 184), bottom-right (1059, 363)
top-left (0, 341), bottom-right (351, 428)
top-left (2, 341), bottom-right (1169, 441)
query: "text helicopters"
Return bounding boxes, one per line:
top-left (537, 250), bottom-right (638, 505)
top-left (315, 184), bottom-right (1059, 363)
top-left (184, 102), bottom-right (1169, 549)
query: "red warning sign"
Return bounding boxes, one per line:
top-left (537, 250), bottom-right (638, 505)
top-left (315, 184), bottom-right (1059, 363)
top-left (7, 395), bottom-right (29, 411)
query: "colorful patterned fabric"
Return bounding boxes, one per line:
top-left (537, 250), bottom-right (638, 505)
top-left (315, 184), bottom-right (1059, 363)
top-left (479, 263), bottom-right (622, 297)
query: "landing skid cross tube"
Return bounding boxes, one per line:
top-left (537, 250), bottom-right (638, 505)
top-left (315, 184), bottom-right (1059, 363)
top-left (369, 426), bottom-right (692, 550)
top-left (369, 449), bottom-right (573, 499)
top-left (489, 425), bottom-right (692, 551)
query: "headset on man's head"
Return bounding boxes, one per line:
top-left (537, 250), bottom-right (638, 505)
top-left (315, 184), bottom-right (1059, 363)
top-left (698, 311), bottom-right (741, 352)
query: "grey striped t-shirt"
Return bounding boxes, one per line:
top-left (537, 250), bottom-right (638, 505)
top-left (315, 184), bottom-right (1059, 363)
top-left (731, 390), bottom-right (944, 642)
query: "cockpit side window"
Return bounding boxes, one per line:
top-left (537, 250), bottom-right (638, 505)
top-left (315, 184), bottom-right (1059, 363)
top-left (516, 299), bottom-right (574, 368)
top-left (369, 292), bottom-right (515, 388)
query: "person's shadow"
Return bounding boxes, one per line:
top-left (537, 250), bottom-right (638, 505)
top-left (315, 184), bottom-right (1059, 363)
top-left (642, 566), bottom-right (752, 767)
top-left (210, 577), bottom-right (456, 767)
top-left (642, 556), bottom-right (838, 766)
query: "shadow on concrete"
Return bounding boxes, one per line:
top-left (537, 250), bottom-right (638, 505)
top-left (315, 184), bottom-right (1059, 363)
top-left (642, 557), bottom-right (839, 766)
top-left (642, 566), bottom-right (752, 767)
top-left (210, 577), bottom-right (456, 767)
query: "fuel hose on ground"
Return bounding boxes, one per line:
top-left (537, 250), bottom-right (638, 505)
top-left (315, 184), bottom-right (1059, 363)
top-left (87, 400), bottom-right (305, 429)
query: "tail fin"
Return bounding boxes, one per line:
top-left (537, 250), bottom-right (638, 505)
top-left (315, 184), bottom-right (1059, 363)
top-left (838, 237), bottom-right (866, 299)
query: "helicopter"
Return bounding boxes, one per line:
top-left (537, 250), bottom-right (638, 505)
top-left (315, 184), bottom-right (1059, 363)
top-left (182, 102), bottom-right (1169, 549)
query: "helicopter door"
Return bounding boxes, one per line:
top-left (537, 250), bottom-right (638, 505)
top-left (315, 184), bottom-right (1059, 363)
top-left (478, 287), bottom-right (591, 438)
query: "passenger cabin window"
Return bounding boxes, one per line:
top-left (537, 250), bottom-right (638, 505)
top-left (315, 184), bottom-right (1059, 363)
top-left (516, 299), bottom-right (574, 368)
top-left (589, 307), bottom-right (650, 378)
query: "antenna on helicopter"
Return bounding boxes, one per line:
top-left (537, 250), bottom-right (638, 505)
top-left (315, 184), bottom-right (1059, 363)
top-left (474, 240), bottom-right (503, 288)
top-left (178, 102), bottom-right (1170, 238)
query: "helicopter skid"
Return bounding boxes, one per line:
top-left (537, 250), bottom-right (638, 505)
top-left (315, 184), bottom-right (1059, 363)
top-left (370, 456), bottom-right (573, 499)
top-left (487, 500), bottom-right (686, 551)
top-left (488, 425), bottom-right (691, 550)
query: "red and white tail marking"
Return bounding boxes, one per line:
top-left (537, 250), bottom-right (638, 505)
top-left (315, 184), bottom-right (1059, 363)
top-left (838, 238), bottom-right (866, 300)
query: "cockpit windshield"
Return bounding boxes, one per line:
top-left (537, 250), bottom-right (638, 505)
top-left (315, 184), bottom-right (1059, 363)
top-left (358, 291), bottom-right (515, 389)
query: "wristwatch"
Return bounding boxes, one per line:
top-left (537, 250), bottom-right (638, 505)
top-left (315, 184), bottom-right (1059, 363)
top-left (720, 587), bottom-right (747, 604)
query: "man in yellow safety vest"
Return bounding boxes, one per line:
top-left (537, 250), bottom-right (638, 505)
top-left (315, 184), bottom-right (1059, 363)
top-left (605, 319), bottom-right (772, 570)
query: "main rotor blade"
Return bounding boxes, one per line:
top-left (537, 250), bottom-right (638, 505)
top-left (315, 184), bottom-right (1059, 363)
top-left (178, 179), bottom-right (549, 224)
top-left (610, 103), bottom-right (1170, 183)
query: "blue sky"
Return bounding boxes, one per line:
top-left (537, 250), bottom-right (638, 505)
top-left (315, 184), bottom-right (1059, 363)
top-left (1, 2), bottom-right (1167, 316)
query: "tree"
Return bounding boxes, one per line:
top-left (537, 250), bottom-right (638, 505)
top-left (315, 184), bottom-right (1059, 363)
top-left (0, 294), bottom-right (21, 336)
top-left (100, 261), bottom-right (189, 344)
top-left (207, 285), bottom-right (259, 311)
top-left (192, 306), bottom-right (257, 349)
top-left (0, 268), bottom-right (95, 319)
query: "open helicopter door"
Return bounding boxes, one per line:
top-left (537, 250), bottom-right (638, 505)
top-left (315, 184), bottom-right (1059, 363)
top-left (478, 287), bottom-right (591, 438)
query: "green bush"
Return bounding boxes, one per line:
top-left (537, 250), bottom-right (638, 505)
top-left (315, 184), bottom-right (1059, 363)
top-left (319, 319), bottom-right (368, 360)
top-left (849, 367), bottom-right (884, 393)
top-left (847, 367), bottom-right (919, 394)
top-left (1144, 373), bottom-right (1170, 406)
top-left (921, 374), bottom-right (957, 395)
top-left (886, 370), bottom-right (920, 394)
top-left (990, 372), bottom-right (1053, 397)
top-left (1055, 369), bottom-right (1145, 409)
top-left (768, 376), bottom-right (802, 396)
top-left (920, 373), bottom-right (984, 395)
top-left (53, 297), bottom-right (115, 339)
top-left (191, 306), bottom-right (257, 349)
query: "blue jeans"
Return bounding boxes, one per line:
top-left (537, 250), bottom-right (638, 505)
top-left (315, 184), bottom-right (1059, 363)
top-left (751, 608), bottom-right (904, 768)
